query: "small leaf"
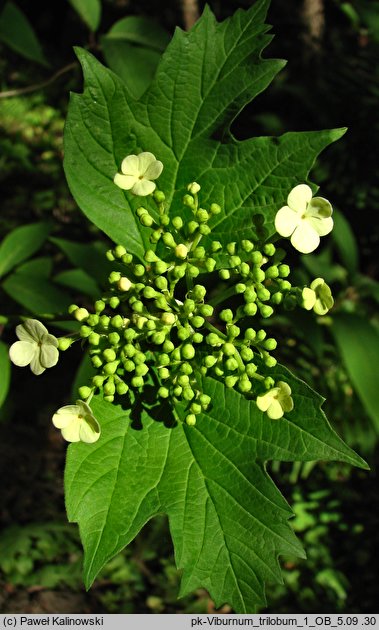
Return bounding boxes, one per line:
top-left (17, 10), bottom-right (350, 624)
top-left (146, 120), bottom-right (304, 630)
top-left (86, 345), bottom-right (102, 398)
top-left (0, 341), bottom-right (11, 409)
top-left (50, 238), bottom-right (116, 286)
top-left (331, 313), bottom-right (379, 432)
top-left (0, 222), bottom-right (51, 279)
top-left (68, 0), bottom-right (101, 32)
top-left (332, 209), bottom-right (359, 274)
top-left (0, 2), bottom-right (49, 66)
top-left (104, 16), bottom-right (170, 50)
top-left (65, 369), bottom-right (365, 613)
top-left (54, 268), bottom-right (101, 299)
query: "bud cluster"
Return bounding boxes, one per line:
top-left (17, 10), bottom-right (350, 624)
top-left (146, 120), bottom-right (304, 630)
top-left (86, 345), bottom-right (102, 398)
top-left (61, 182), bottom-right (333, 425)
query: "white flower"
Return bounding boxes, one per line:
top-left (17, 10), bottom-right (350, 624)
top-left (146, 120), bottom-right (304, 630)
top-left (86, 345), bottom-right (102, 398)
top-left (52, 399), bottom-right (100, 443)
top-left (275, 184), bottom-right (333, 254)
top-left (310, 278), bottom-right (334, 315)
top-left (114, 152), bottom-right (163, 196)
top-left (256, 381), bottom-right (294, 420)
top-left (9, 319), bottom-right (59, 375)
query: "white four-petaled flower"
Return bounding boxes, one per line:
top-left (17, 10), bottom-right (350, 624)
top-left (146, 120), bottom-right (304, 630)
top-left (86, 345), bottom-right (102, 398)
top-left (275, 184), bottom-right (333, 254)
top-left (114, 152), bottom-right (163, 196)
top-left (52, 399), bottom-right (101, 443)
top-left (256, 381), bottom-right (294, 420)
top-left (9, 319), bottom-right (59, 375)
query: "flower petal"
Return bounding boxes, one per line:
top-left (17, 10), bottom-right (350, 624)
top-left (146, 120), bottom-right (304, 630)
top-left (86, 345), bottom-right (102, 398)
top-left (9, 340), bottom-right (35, 366)
top-left (302, 287), bottom-right (316, 310)
top-left (114, 173), bottom-right (137, 190)
top-left (40, 344), bottom-right (59, 368)
top-left (52, 405), bottom-right (80, 429)
top-left (61, 419), bottom-right (81, 442)
top-left (275, 206), bottom-right (300, 237)
top-left (131, 179), bottom-right (156, 196)
top-left (143, 159), bottom-right (163, 180)
top-left (267, 399), bottom-right (284, 420)
top-left (30, 353), bottom-right (45, 375)
top-left (137, 152), bottom-right (157, 174)
top-left (281, 396), bottom-right (294, 413)
top-left (79, 419), bottom-right (101, 444)
top-left (290, 222), bottom-right (320, 254)
top-left (256, 392), bottom-right (274, 412)
top-left (307, 215), bottom-right (334, 237)
top-left (41, 333), bottom-right (58, 348)
top-left (307, 197), bottom-right (332, 219)
top-left (120, 154), bottom-right (140, 176)
top-left (16, 319), bottom-right (48, 342)
top-left (287, 184), bottom-right (312, 213)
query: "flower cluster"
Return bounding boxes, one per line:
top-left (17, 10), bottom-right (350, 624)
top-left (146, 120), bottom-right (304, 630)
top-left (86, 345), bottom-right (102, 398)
top-left (8, 152), bottom-right (336, 443)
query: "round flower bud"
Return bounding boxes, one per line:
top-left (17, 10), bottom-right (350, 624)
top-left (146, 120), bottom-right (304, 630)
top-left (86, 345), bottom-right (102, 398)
top-left (251, 251), bottom-right (263, 265)
top-left (263, 338), bottom-right (277, 351)
top-left (199, 224), bottom-right (211, 235)
top-left (246, 363), bottom-right (257, 377)
top-left (178, 374), bottom-right (190, 386)
top-left (199, 304), bottom-right (214, 317)
top-left (135, 363), bottom-right (149, 377)
top-left (227, 324), bottom-right (240, 339)
top-left (219, 269), bottom-right (231, 280)
top-left (143, 286), bottom-right (156, 299)
top-left (178, 327), bottom-right (191, 341)
top-left (204, 355), bottom-right (217, 368)
top-left (133, 264), bottom-right (145, 277)
top-left (260, 305), bottom-right (274, 318)
top-left (161, 312), bottom-right (176, 326)
top-left (280, 280), bottom-right (292, 292)
top-left (182, 344), bottom-right (195, 360)
top-left (210, 203), bottom-right (221, 215)
top-left (150, 230), bottom-right (162, 244)
top-left (162, 232), bottom-right (176, 249)
top-left (196, 209), bottom-right (209, 223)
top-left (92, 375), bottom-right (105, 388)
top-left (199, 394), bottom-right (211, 408)
top-left (271, 292), bottom-right (283, 305)
top-left (190, 315), bottom-right (205, 328)
top-left (225, 375), bottom-right (238, 388)
top-left (265, 356), bottom-right (277, 368)
top-left (132, 376), bottom-right (144, 388)
top-left (109, 271), bottom-right (121, 285)
top-left (109, 297), bottom-right (120, 309)
top-left (104, 381), bottom-right (116, 396)
top-left (184, 299), bottom-right (196, 314)
top-left (152, 331), bottom-right (166, 345)
top-left (239, 263), bottom-right (250, 277)
top-left (104, 360), bottom-right (118, 375)
top-left (206, 333), bottom-right (222, 347)
top-left (240, 346), bottom-right (254, 362)
top-left (188, 265), bottom-right (200, 278)
top-left (163, 339), bottom-right (175, 353)
top-left (58, 337), bottom-right (72, 351)
top-left (211, 241), bottom-right (222, 252)
top-left (100, 316), bottom-right (110, 329)
top-left (123, 359), bottom-right (135, 372)
top-left (235, 283), bottom-right (246, 294)
top-left (75, 308), bottom-right (89, 322)
top-left (133, 351), bottom-right (146, 365)
top-left (186, 414), bottom-right (197, 426)
top-left (278, 264), bottom-right (290, 278)
top-left (257, 287), bottom-right (270, 302)
top-left (245, 328), bottom-right (256, 341)
top-left (238, 377), bottom-right (252, 393)
top-left (220, 309), bottom-right (233, 323)
top-left (123, 344), bottom-right (136, 358)
top-left (154, 190), bottom-right (166, 203)
top-left (95, 300), bottom-right (106, 313)
top-left (175, 243), bottom-right (189, 259)
top-left (265, 265), bottom-right (279, 279)
top-left (68, 304), bottom-right (79, 315)
top-left (173, 385), bottom-right (183, 397)
top-left (192, 285), bottom-right (206, 301)
top-left (205, 258), bottom-right (216, 272)
top-left (110, 315), bottom-right (124, 329)
top-left (91, 356), bottom-right (103, 368)
top-left (114, 245), bottom-right (127, 258)
top-left (193, 246), bottom-right (206, 259)
top-left (192, 332), bottom-right (203, 344)
top-left (190, 402), bottom-right (202, 415)
top-left (183, 194), bottom-right (195, 208)
top-left (78, 385), bottom-right (92, 400)
top-left (159, 367), bottom-right (170, 380)
top-left (256, 330), bottom-right (267, 342)
top-left (106, 250), bottom-right (115, 261)
top-left (116, 381), bottom-right (129, 395)
top-left (241, 239), bottom-right (254, 253)
top-left (160, 216), bottom-right (170, 228)
top-left (187, 220), bottom-right (199, 234)
top-left (229, 255), bottom-right (241, 268)
top-left (252, 268), bottom-right (265, 283)
top-left (87, 314), bottom-right (99, 327)
top-left (188, 182), bottom-right (201, 194)
top-left (172, 264), bottom-right (187, 279)
top-left (155, 276), bottom-right (168, 291)
top-left (183, 387), bottom-right (195, 401)
top-left (89, 332), bottom-right (101, 346)
top-left (103, 348), bottom-right (116, 362)
top-left (122, 253), bottom-right (133, 264)
top-left (140, 213), bottom-right (154, 227)
top-left (226, 242), bottom-right (236, 255)
top-left (244, 287), bottom-right (257, 303)
top-left (225, 357), bottom-right (238, 371)
top-left (263, 243), bottom-right (276, 256)
top-left (223, 343), bottom-right (236, 356)
top-left (80, 325), bottom-right (92, 338)
top-left (104, 395), bottom-right (114, 402)
top-left (244, 303), bottom-right (257, 316)
top-left (172, 216), bottom-right (183, 229)
top-left (108, 332), bottom-right (120, 346)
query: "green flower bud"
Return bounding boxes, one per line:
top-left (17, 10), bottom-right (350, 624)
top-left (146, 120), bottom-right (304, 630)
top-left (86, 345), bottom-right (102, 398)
top-left (280, 280), bottom-right (292, 292)
top-left (239, 263), bottom-right (250, 277)
top-left (92, 375), bottom-right (105, 388)
top-left (175, 243), bottom-right (189, 259)
top-left (199, 303), bottom-right (214, 317)
top-left (257, 287), bottom-right (270, 301)
top-left (192, 284), bottom-right (206, 301)
top-left (133, 264), bottom-right (145, 277)
top-left (157, 353), bottom-right (170, 366)
top-left (104, 394), bottom-right (114, 402)
top-left (100, 315), bottom-right (110, 329)
top-left (91, 356), bottom-right (103, 368)
top-left (178, 374), bottom-right (190, 386)
top-left (227, 324), bottom-right (240, 339)
top-left (240, 346), bottom-right (254, 362)
top-left (152, 331), bottom-right (166, 345)
top-left (263, 338), bottom-right (277, 351)
top-left (106, 250), bottom-right (115, 261)
top-left (104, 381), bottom-right (116, 396)
top-left (188, 182), bottom-right (201, 194)
top-left (210, 203), bottom-right (221, 215)
top-left (162, 232), bottom-right (176, 248)
top-left (154, 190), bottom-right (166, 203)
top-left (116, 381), bottom-right (129, 395)
top-left (265, 356), bottom-right (277, 368)
top-left (95, 300), bottom-right (106, 313)
top-left (192, 332), bottom-right (204, 344)
top-left (183, 387), bottom-right (195, 401)
top-left (244, 287), bottom-right (257, 303)
top-left (193, 246), bottom-right (205, 259)
top-left (252, 268), bottom-right (265, 283)
top-left (246, 363), bottom-right (257, 377)
top-left (150, 229), bottom-right (162, 244)
top-left (196, 209), bottom-right (209, 223)
top-left (144, 249), bottom-right (159, 263)
top-left (190, 402), bottom-right (202, 415)
top-left (109, 271), bottom-right (121, 285)
top-left (235, 283), bottom-right (246, 294)
top-left (199, 224), bottom-right (211, 235)
top-left (132, 376), bottom-right (144, 388)
top-left (155, 275), bottom-right (168, 291)
top-left (140, 213), bottom-right (154, 227)
top-left (183, 299), bottom-right (196, 314)
top-left (220, 309), bottom-right (233, 323)
top-left (265, 265), bottom-right (279, 279)
top-left (68, 304), bottom-right (79, 315)
top-left (205, 258), bottom-right (216, 272)
top-left (204, 355), bottom-right (217, 368)
top-left (172, 263), bottom-right (187, 279)
top-left (187, 220), bottom-right (199, 234)
top-left (122, 253), bottom-right (133, 264)
top-left (278, 264), bottom-right (290, 278)
top-left (245, 328), bottom-right (256, 341)
top-left (238, 377), bottom-right (252, 393)
top-left (219, 269), bottom-right (231, 280)
top-left (86, 314), bottom-right (99, 327)
top-left (104, 360), bottom-right (119, 375)
top-left (80, 325), bottom-right (92, 338)
top-left (172, 216), bottom-right (183, 229)
top-left (108, 332), bottom-right (120, 346)
top-left (186, 414), bottom-right (197, 426)
top-left (173, 385), bottom-right (183, 397)
top-left (199, 394), bottom-right (211, 408)
top-left (244, 303), bottom-right (258, 316)
top-left (260, 305), bottom-right (274, 318)
top-left (190, 315), bottom-right (205, 328)
top-left (109, 296), bottom-right (120, 309)
top-left (263, 243), bottom-right (276, 256)
top-left (132, 300), bottom-right (144, 314)
top-left (223, 342), bottom-right (235, 356)
top-left (136, 207), bottom-right (148, 217)
top-left (188, 265), bottom-right (200, 278)
top-left (103, 348), bottom-right (117, 362)
top-left (225, 375), bottom-right (238, 388)
top-left (134, 351), bottom-right (146, 365)
top-left (123, 359), bottom-right (135, 372)
top-left (256, 329), bottom-right (266, 341)
top-left (182, 343), bottom-right (195, 360)
top-left (160, 215), bottom-right (170, 227)
top-left (241, 240), bottom-right (254, 253)
top-left (229, 255), bottom-right (241, 267)
top-left (271, 292), bottom-right (283, 305)
top-left (114, 245), bottom-right (127, 258)
top-left (178, 327), bottom-right (191, 341)
top-left (110, 315), bottom-right (124, 329)
top-left (206, 333), bottom-right (222, 347)
top-left (142, 286), bottom-right (155, 300)
top-left (225, 357), bottom-right (239, 371)
top-left (135, 363), bottom-right (149, 377)
top-left (211, 241), bottom-right (222, 252)
top-left (123, 344), bottom-right (136, 358)
top-left (163, 339), bottom-right (175, 353)
top-left (89, 332), bottom-right (101, 346)
top-left (58, 337), bottom-right (72, 351)
top-left (251, 251), bottom-right (263, 265)
top-left (159, 367), bottom-right (170, 380)
top-left (155, 295), bottom-right (169, 310)
top-left (78, 385), bottom-right (92, 400)
top-left (161, 312), bottom-right (176, 326)
top-left (75, 308), bottom-right (89, 322)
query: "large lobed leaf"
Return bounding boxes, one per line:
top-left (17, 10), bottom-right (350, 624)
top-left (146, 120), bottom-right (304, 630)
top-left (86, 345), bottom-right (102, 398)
top-left (65, 368), bottom-right (366, 612)
top-left (64, 0), bottom-right (345, 259)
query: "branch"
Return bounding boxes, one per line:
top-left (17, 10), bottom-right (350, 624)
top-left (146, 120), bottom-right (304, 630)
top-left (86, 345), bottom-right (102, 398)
top-left (0, 62), bottom-right (78, 99)
top-left (181, 0), bottom-right (200, 31)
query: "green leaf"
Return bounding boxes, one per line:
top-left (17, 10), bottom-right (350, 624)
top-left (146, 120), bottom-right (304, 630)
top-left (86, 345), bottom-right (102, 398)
top-left (50, 237), bottom-right (117, 286)
top-left (65, 369), bottom-right (365, 613)
top-left (0, 340), bottom-right (11, 409)
top-left (0, 2), bottom-right (49, 67)
top-left (64, 1), bottom-right (344, 256)
top-left (54, 268), bottom-right (101, 299)
top-left (71, 352), bottom-right (95, 399)
top-left (331, 313), bottom-right (379, 432)
top-left (2, 258), bottom-right (71, 314)
top-left (68, 0), bottom-right (101, 32)
top-left (332, 209), bottom-right (359, 275)
top-left (101, 17), bottom-right (170, 98)
top-left (0, 222), bottom-right (51, 279)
